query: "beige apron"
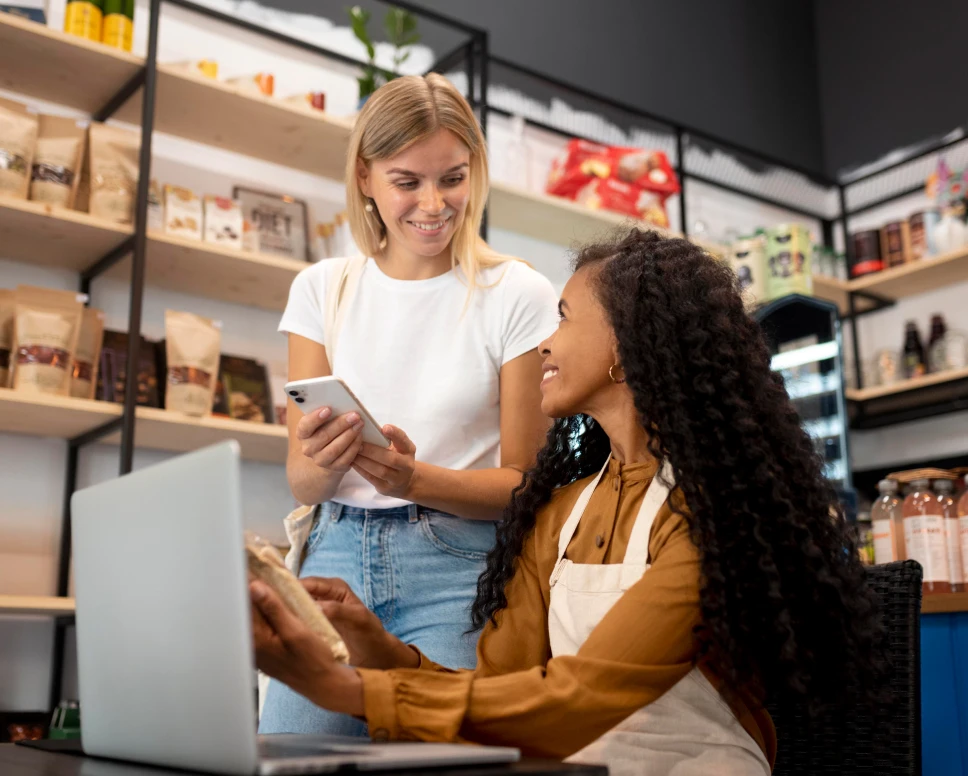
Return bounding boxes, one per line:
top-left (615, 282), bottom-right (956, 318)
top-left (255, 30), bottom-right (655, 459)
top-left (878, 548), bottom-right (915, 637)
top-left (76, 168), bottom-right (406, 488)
top-left (549, 461), bottom-right (770, 776)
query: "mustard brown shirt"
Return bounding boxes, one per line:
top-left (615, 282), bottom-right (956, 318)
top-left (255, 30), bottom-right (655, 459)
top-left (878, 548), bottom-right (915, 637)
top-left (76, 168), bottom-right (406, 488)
top-left (357, 457), bottom-right (777, 765)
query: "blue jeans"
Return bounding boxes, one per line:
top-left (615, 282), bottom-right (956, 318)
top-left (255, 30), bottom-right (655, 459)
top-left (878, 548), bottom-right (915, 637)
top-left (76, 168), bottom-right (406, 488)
top-left (258, 501), bottom-right (496, 736)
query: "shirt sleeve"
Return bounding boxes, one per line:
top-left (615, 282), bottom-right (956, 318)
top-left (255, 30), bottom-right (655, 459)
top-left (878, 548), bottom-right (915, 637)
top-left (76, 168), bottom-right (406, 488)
top-left (357, 514), bottom-right (701, 758)
top-left (278, 263), bottom-right (328, 345)
top-left (500, 262), bottom-right (560, 365)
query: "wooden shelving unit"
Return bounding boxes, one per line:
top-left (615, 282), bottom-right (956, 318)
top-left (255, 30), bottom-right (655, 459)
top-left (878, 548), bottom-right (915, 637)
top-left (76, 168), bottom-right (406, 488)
top-left (0, 391), bottom-right (286, 463)
top-left (846, 366), bottom-right (968, 403)
top-left (0, 595), bottom-right (75, 617)
top-left (0, 12), bottom-right (142, 114)
top-left (922, 593), bottom-right (968, 615)
top-left (850, 247), bottom-right (968, 302)
top-left (0, 198), bottom-right (132, 272)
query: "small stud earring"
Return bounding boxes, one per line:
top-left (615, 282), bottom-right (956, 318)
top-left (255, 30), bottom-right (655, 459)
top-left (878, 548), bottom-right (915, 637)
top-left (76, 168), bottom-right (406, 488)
top-left (364, 201), bottom-right (374, 213)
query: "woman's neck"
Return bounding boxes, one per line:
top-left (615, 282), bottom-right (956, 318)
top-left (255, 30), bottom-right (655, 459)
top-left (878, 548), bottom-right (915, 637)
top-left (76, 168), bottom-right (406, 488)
top-left (377, 240), bottom-right (453, 281)
top-left (589, 391), bottom-right (653, 465)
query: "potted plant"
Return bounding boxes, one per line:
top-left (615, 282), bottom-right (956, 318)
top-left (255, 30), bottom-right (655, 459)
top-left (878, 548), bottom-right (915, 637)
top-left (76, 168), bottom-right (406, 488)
top-left (349, 5), bottom-right (420, 108)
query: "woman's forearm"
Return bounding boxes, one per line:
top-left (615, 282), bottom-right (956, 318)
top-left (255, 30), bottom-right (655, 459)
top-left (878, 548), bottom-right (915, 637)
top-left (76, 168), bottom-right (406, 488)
top-left (406, 463), bottom-right (524, 521)
top-left (287, 454), bottom-right (345, 506)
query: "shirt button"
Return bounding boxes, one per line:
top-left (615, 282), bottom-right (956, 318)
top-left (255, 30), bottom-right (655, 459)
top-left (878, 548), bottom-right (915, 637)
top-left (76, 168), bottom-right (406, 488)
top-left (595, 534), bottom-right (605, 548)
top-left (372, 728), bottom-right (390, 741)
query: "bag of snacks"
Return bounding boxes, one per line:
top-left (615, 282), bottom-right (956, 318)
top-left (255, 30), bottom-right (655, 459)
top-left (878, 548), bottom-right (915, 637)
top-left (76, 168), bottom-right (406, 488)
top-left (0, 289), bottom-right (14, 387)
top-left (0, 97), bottom-right (38, 200)
top-left (30, 115), bottom-right (86, 208)
top-left (10, 286), bottom-right (84, 395)
top-left (575, 177), bottom-right (671, 229)
top-left (88, 122), bottom-right (139, 223)
top-left (163, 310), bottom-right (221, 417)
top-left (212, 354), bottom-right (271, 422)
top-left (70, 307), bottom-right (105, 400)
top-left (96, 330), bottom-right (160, 406)
top-left (163, 185), bottom-right (203, 241)
top-left (203, 196), bottom-right (242, 248)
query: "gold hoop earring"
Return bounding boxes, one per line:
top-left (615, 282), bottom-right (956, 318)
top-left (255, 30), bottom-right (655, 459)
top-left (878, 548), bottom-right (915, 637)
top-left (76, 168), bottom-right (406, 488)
top-left (609, 364), bottom-right (625, 384)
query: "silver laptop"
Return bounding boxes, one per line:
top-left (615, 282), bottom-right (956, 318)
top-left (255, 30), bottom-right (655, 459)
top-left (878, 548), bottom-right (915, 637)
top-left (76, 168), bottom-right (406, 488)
top-left (71, 441), bottom-right (520, 775)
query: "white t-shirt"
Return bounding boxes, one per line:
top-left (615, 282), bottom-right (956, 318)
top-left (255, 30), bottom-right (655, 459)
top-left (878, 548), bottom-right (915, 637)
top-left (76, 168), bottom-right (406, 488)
top-left (278, 257), bottom-right (559, 509)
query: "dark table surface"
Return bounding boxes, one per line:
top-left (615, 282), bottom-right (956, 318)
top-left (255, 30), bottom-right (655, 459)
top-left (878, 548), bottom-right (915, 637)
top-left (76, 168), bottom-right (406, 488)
top-left (0, 744), bottom-right (607, 776)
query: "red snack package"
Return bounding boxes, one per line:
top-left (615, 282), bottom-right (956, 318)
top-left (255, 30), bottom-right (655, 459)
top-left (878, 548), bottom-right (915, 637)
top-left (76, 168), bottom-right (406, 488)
top-left (609, 147), bottom-right (680, 197)
top-left (576, 177), bottom-right (670, 229)
top-left (546, 139), bottom-right (612, 199)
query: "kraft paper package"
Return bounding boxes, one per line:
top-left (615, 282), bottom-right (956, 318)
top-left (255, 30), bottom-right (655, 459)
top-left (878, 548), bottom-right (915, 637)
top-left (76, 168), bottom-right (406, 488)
top-left (29, 115), bottom-right (86, 209)
top-left (88, 122), bottom-right (139, 223)
top-left (0, 289), bottom-right (14, 387)
top-left (0, 97), bottom-right (38, 200)
top-left (163, 310), bottom-right (221, 417)
top-left (70, 307), bottom-right (105, 400)
top-left (10, 286), bottom-right (85, 396)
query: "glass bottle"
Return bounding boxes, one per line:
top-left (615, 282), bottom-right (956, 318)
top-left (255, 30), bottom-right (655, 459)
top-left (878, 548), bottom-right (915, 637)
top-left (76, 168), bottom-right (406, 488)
top-left (937, 479), bottom-right (963, 592)
top-left (871, 479), bottom-right (903, 564)
top-left (927, 314), bottom-right (949, 374)
top-left (903, 478), bottom-right (950, 594)
top-left (902, 321), bottom-right (926, 380)
top-left (958, 476), bottom-right (968, 590)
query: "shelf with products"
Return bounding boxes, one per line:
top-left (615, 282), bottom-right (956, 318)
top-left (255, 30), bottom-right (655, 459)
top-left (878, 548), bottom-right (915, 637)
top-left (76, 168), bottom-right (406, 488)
top-left (847, 367), bottom-right (968, 430)
top-left (0, 390), bottom-right (287, 463)
top-left (0, 11), bottom-right (143, 115)
top-left (0, 595), bottom-right (75, 617)
top-left (848, 246), bottom-right (968, 303)
top-left (922, 593), bottom-right (968, 615)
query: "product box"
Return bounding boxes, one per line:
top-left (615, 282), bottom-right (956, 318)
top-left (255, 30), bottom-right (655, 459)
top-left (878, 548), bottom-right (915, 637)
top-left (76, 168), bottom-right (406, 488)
top-left (730, 235), bottom-right (767, 306)
top-left (163, 185), bottom-right (202, 241)
top-left (95, 330), bottom-right (161, 407)
top-left (203, 196), bottom-right (243, 248)
top-left (0, 2), bottom-right (46, 23)
top-left (765, 224), bottom-right (813, 300)
top-left (212, 354), bottom-right (272, 423)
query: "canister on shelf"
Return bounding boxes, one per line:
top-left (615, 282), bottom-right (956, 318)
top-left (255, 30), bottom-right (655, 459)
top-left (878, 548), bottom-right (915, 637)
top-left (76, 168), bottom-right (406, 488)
top-left (64, 0), bottom-right (103, 41)
top-left (880, 220), bottom-right (912, 268)
top-left (909, 209), bottom-right (940, 261)
top-left (729, 236), bottom-right (767, 305)
top-left (848, 230), bottom-right (883, 277)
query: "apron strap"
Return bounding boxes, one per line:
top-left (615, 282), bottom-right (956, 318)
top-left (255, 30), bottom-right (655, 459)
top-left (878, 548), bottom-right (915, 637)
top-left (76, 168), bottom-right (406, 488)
top-left (551, 459), bottom-right (610, 586)
top-left (619, 460), bottom-right (675, 588)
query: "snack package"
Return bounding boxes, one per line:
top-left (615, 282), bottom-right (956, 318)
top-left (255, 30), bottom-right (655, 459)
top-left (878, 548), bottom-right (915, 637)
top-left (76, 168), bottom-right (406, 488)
top-left (281, 92), bottom-right (325, 111)
top-left (269, 371), bottom-right (288, 425)
top-left (70, 307), bottom-right (105, 400)
top-left (245, 531), bottom-right (350, 663)
top-left (96, 330), bottom-right (160, 406)
top-left (170, 59), bottom-right (219, 79)
top-left (575, 177), bottom-right (670, 228)
top-left (88, 122), bottom-right (139, 223)
top-left (0, 97), bottom-right (38, 200)
top-left (10, 286), bottom-right (84, 396)
top-left (64, 0), bottom-right (103, 41)
top-left (227, 73), bottom-right (274, 98)
top-left (212, 354), bottom-right (272, 422)
top-left (765, 224), bottom-right (813, 300)
top-left (163, 310), bottom-right (221, 417)
top-left (163, 185), bottom-right (203, 241)
top-left (0, 289), bottom-right (14, 388)
top-left (609, 147), bottom-right (679, 197)
top-left (203, 196), bottom-right (242, 248)
top-left (30, 115), bottom-right (86, 209)
top-left (546, 139), bottom-right (612, 199)
top-left (730, 235), bottom-right (768, 306)
top-left (146, 179), bottom-right (163, 232)
top-left (101, 0), bottom-right (134, 52)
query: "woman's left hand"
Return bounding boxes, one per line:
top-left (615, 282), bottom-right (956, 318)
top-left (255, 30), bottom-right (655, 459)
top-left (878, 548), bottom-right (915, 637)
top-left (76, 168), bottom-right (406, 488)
top-left (352, 425), bottom-right (417, 500)
top-left (250, 580), bottom-right (364, 716)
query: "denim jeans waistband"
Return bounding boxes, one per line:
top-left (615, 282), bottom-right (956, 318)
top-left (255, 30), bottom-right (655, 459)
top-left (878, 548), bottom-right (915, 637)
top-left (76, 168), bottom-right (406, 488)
top-left (320, 501), bottom-right (444, 524)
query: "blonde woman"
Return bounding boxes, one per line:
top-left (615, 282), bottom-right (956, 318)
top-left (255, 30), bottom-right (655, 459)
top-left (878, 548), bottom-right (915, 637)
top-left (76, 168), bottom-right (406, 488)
top-left (258, 74), bottom-right (558, 736)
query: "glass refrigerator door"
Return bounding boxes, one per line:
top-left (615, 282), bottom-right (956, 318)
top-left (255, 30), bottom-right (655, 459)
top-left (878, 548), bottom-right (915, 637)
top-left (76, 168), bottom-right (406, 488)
top-left (754, 295), bottom-right (851, 493)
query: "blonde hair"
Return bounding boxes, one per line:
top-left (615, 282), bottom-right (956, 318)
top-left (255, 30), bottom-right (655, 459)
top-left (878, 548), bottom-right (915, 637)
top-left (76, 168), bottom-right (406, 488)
top-left (345, 73), bottom-right (513, 293)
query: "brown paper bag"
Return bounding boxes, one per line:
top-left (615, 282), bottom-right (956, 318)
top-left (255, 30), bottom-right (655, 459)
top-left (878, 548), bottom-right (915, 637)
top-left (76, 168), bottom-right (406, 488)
top-left (164, 310), bottom-right (221, 417)
top-left (0, 98), bottom-right (38, 200)
top-left (11, 286), bottom-right (84, 396)
top-left (30, 115), bottom-right (87, 209)
top-left (70, 306), bottom-right (105, 400)
top-left (0, 289), bottom-right (14, 388)
top-left (88, 122), bottom-right (139, 223)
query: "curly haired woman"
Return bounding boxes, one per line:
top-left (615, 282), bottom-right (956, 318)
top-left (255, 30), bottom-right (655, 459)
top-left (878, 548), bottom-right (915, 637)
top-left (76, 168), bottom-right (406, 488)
top-left (250, 229), bottom-right (883, 775)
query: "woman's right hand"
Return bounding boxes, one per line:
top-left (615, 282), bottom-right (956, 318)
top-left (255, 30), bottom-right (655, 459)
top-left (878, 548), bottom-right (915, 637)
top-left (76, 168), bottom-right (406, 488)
top-left (296, 408), bottom-right (366, 474)
top-left (301, 577), bottom-right (420, 670)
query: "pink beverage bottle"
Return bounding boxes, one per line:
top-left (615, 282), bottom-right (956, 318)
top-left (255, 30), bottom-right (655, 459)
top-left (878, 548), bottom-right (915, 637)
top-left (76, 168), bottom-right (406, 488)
top-left (871, 479), bottom-right (903, 563)
top-left (903, 478), bottom-right (950, 594)
top-left (936, 479), bottom-right (964, 592)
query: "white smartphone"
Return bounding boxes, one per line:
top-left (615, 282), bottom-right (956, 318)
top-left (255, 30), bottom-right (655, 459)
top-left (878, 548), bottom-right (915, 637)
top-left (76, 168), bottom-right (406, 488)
top-left (284, 376), bottom-right (390, 447)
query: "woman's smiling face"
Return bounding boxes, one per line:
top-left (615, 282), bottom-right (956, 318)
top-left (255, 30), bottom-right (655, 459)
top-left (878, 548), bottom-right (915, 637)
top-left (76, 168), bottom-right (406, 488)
top-left (358, 127), bottom-right (471, 260)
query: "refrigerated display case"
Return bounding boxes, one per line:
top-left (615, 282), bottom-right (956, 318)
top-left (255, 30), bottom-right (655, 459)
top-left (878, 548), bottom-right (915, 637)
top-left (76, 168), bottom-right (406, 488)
top-left (754, 294), bottom-right (852, 494)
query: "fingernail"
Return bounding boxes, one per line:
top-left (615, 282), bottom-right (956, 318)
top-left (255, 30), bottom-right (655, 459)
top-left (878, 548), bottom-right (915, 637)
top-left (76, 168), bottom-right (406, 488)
top-left (354, 421), bottom-right (365, 430)
top-left (347, 412), bottom-right (360, 424)
top-left (318, 407), bottom-right (331, 420)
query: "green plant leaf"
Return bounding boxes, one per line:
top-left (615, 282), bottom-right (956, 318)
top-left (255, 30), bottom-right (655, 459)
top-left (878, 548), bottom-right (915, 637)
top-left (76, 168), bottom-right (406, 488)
top-left (348, 6), bottom-right (376, 61)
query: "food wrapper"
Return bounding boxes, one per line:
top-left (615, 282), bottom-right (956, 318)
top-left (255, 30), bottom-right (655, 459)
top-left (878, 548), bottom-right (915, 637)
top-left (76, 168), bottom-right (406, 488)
top-left (245, 531), bottom-right (350, 664)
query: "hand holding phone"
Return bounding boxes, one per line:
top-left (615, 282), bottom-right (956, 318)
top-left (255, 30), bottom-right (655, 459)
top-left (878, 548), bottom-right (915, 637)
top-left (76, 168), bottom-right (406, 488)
top-left (286, 377), bottom-right (390, 474)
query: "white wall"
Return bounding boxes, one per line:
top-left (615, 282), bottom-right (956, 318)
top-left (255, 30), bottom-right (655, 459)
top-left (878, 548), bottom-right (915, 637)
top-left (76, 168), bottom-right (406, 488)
top-left (3, 0), bottom-right (967, 713)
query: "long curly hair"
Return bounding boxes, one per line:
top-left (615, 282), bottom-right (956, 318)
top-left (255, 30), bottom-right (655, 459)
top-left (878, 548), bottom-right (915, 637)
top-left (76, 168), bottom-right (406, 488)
top-left (472, 228), bottom-right (882, 709)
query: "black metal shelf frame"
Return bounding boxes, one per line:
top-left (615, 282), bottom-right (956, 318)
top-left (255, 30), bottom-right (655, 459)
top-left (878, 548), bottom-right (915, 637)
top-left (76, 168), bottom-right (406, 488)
top-left (31, 0), bottom-right (967, 709)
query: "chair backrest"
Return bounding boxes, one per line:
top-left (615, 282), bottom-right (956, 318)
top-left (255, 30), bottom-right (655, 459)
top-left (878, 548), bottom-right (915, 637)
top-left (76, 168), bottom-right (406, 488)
top-left (769, 559), bottom-right (922, 775)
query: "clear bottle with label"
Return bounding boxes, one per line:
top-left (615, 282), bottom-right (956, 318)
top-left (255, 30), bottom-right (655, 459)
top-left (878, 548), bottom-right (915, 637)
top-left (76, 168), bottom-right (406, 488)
top-left (871, 479), bottom-right (904, 564)
top-left (958, 476), bottom-right (968, 587)
top-left (937, 479), bottom-right (963, 592)
top-left (903, 478), bottom-right (950, 594)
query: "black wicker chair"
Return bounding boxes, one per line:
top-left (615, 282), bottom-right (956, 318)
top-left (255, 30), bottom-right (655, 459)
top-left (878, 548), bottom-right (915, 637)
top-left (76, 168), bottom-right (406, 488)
top-left (769, 560), bottom-right (923, 775)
